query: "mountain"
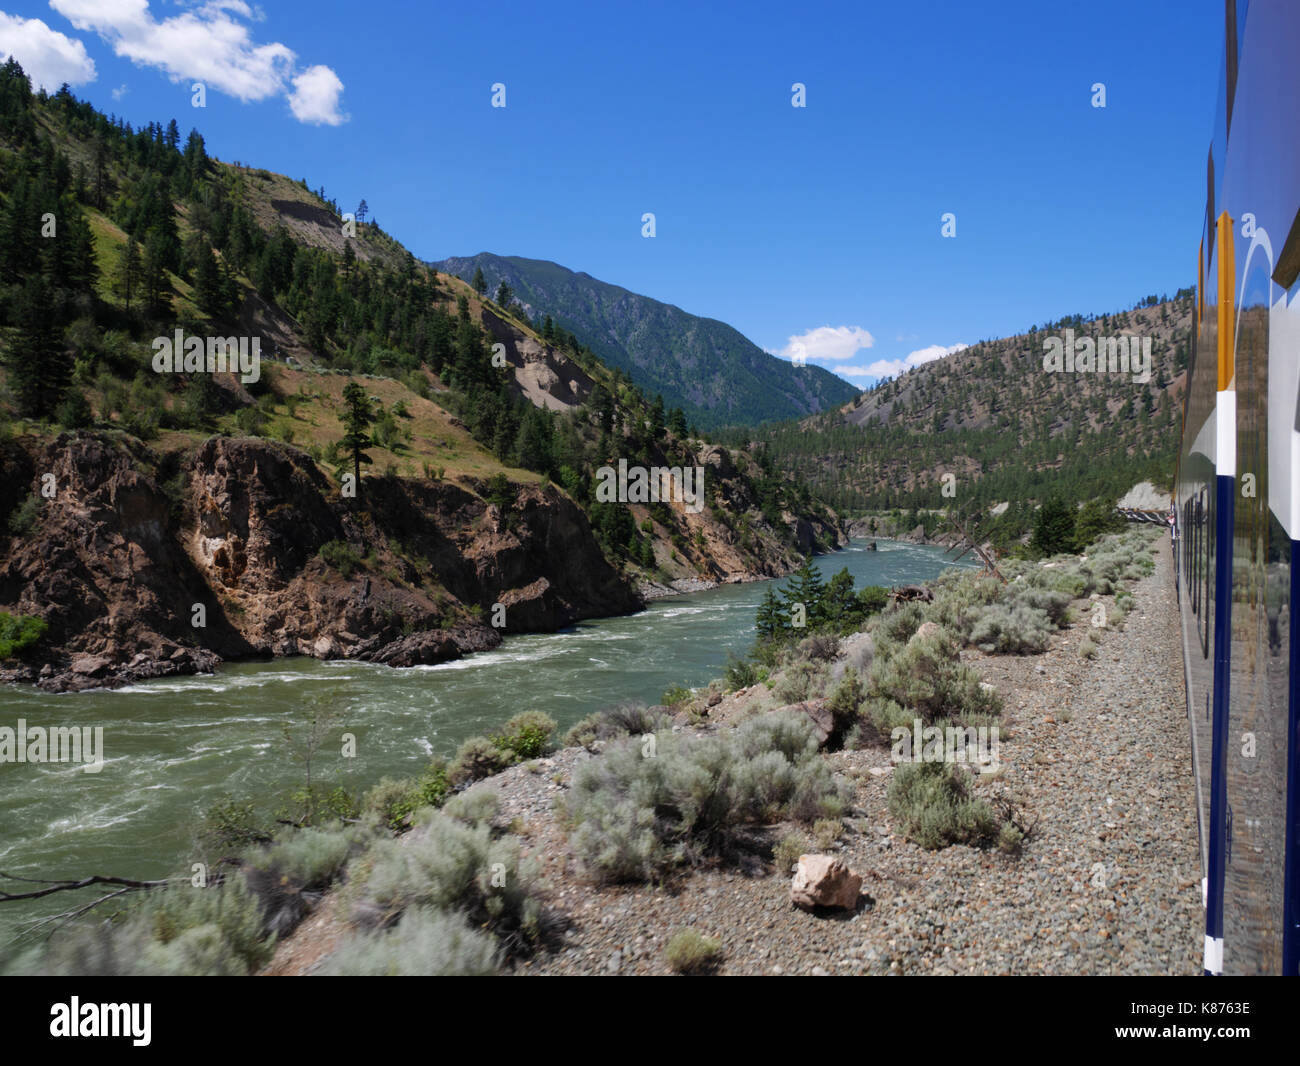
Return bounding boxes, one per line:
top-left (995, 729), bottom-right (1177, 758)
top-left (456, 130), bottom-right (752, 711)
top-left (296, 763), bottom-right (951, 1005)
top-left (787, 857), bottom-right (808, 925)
top-left (0, 64), bottom-right (843, 689)
top-left (722, 292), bottom-right (1194, 544)
top-left (430, 253), bottom-right (858, 429)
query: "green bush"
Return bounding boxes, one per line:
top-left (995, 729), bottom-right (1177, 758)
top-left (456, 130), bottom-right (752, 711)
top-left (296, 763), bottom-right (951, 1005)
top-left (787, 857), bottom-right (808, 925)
top-left (197, 797), bottom-right (271, 854)
top-left (772, 831), bottom-right (810, 874)
top-left (448, 736), bottom-right (512, 786)
top-left (363, 760), bottom-right (451, 831)
top-left (723, 651), bottom-right (758, 691)
top-left (318, 906), bottom-right (501, 976)
top-left (1009, 585), bottom-right (1072, 626)
top-left (0, 612), bottom-right (48, 658)
top-left (774, 660), bottom-right (826, 704)
top-left (664, 928), bottom-right (723, 974)
top-left (354, 806), bottom-right (542, 950)
top-left (662, 684), bottom-right (692, 707)
top-left (563, 712), bottom-right (851, 882)
top-left (967, 603), bottom-right (1053, 654)
top-left (868, 626), bottom-right (1001, 723)
top-left (242, 823), bottom-right (371, 937)
top-left (887, 761), bottom-right (1001, 850)
top-left (6, 494), bottom-right (42, 537)
top-left (56, 390), bottom-right (93, 429)
top-left (21, 875), bottom-right (274, 976)
top-left (847, 696), bottom-right (913, 749)
top-left (872, 601), bottom-right (925, 645)
top-left (319, 539), bottom-right (362, 578)
top-left (490, 711), bottom-right (556, 760)
top-left (562, 703), bottom-right (669, 749)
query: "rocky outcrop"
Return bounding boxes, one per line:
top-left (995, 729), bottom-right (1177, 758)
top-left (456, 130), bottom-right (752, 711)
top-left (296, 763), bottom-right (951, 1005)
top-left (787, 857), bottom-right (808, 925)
top-left (0, 432), bottom-right (642, 691)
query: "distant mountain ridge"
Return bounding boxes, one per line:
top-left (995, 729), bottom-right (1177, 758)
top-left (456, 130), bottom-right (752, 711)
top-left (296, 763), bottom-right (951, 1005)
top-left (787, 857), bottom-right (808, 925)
top-left (430, 253), bottom-right (858, 428)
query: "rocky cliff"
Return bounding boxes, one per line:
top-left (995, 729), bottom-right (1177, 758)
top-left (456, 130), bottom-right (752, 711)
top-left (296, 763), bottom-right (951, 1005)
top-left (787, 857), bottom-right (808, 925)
top-left (0, 431), bottom-right (641, 691)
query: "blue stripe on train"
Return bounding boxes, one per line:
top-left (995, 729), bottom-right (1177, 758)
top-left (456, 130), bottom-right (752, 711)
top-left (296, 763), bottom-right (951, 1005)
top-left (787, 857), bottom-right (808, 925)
top-left (1205, 471), bottom-right (1234, 975)
top-left (1284, 538), bottom-right (1300, 976)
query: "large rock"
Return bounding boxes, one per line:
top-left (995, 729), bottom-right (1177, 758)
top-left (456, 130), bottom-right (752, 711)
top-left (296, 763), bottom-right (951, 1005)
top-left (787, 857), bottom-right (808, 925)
top-left (791, 854), bottom-right (862, 910)
top-left (1117, 480), bottom-right (1171, 511)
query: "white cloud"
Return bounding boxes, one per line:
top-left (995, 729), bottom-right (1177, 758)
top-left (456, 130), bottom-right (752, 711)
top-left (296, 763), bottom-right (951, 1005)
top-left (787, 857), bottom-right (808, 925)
top-left (774, 324), bottom-right (874, 364)
top-left (48, 0), bottom-right (346, 123)
top-left (289, 64), bottom-right (346, 125)
top-left (111, 81), bottom-right (127, 99)
top-left (838, 342), bottom-right (969, 382)
top-left (0, 12), bottom-right (96, 91)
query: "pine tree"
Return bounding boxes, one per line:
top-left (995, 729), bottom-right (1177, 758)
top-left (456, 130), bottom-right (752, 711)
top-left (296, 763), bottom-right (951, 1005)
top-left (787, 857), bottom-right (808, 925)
top-left (8, 275), bottom-right (67, 418)
top-left (649, 394), bottom-right (666, 440)
top-left (194, 242), bottom-right (224, 316)
top-left (781, 557), bottom-right (825, 630)
top-left (471, 266), bottom-right (486, 295)
top-left (494, 280), bottom-right (512, 307)
top-left (117, 235), bottom-right (141, 312)
top-left (340, 381), bottom-right (375, 494)
top-left (756, 586), bottom-right (782, 641)
top-left (1031, 497), bottom-right (1076, 557)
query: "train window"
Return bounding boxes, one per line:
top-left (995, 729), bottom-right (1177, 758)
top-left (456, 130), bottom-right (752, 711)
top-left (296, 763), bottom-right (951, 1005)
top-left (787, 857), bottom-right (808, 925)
top-left (1225, 0), bottom-right (1239, 133)
top-left (1206, 150), bottom-right (1216, 269)
top-left (1273, 203), bottom-right (1300, 289)
top-left (1198, 240), bottom-right (1205, 332)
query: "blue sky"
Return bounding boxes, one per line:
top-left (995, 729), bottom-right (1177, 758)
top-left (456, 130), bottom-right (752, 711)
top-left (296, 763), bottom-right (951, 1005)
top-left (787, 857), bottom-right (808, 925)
top-left (0, 0), bottom-right (1222, 384)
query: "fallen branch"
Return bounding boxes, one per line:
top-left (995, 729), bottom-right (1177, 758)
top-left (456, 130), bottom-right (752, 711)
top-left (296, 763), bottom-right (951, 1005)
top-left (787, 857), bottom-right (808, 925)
top-left (0, 870), bottom-right (173, 903)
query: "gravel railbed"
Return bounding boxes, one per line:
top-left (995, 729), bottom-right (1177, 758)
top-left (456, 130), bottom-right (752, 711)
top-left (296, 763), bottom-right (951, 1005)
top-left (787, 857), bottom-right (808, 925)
top-left (500, 537), bottom-right (1201, 975)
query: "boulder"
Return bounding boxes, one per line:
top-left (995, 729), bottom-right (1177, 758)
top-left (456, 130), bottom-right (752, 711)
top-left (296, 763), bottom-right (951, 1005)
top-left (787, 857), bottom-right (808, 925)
top-left (791, 854), bottom-right (862, 910)
top-left (70, 655), bottom-right (110, 677)
top-left (371, 631), bottom-right (460, 668)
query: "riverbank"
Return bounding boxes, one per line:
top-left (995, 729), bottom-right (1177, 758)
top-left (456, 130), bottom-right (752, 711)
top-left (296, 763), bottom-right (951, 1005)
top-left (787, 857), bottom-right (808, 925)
top-left (261, 528), bottom-right (1199, 976)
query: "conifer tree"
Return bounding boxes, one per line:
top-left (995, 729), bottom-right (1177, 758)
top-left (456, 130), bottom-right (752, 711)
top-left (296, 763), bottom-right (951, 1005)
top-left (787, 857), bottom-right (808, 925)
top-left (340, 381), bottom-right (375, 494)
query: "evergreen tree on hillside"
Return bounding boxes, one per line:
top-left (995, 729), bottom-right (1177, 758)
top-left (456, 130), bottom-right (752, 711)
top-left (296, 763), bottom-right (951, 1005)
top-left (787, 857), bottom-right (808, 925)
top-left (340, 381), bottom-right (375, 494)
top-left (756, 586), bottom-right (781, 641)
top-left (781, 557), bottom-right (825, 629)
top-left (8, 275), bottom-right (67, 419)
top-left (194, 242), bottom-right (224, 316)
top-left (494, 280), bottom-right (512, 307)
top-left (471, 266), bottom-right (487, 295)
top-left (117, 236), bottom-right (141, 313)
top-left (1031, 497), bottom-right (1076, 557)
top-left (667, 406), bottom-right (688, 438)
top-left (649, 394), bottom-right (666, 440)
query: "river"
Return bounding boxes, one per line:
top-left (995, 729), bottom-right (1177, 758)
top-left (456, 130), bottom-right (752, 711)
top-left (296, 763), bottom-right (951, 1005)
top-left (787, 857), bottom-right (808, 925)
top-left (0, 539), bottom-right (969, 953)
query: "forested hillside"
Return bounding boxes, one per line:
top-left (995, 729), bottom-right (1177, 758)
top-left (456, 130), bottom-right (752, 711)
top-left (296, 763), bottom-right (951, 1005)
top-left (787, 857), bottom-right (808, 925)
top-left (433, 252), bottom-right (859, 429)
top-left (0, 61), bottom-right (846, 687)
top-left (721, 293), bottom-right (1193, 542)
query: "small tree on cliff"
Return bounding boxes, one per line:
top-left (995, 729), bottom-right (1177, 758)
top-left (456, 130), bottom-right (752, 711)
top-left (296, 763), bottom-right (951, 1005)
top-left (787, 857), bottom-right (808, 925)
top-left (340, 381), bottom-right (374, 497)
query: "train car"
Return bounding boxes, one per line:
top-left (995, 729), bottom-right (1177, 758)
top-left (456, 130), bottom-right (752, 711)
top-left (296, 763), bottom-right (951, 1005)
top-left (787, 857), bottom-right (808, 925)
top-left (1175, 0), bottom-right (1300, 976)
